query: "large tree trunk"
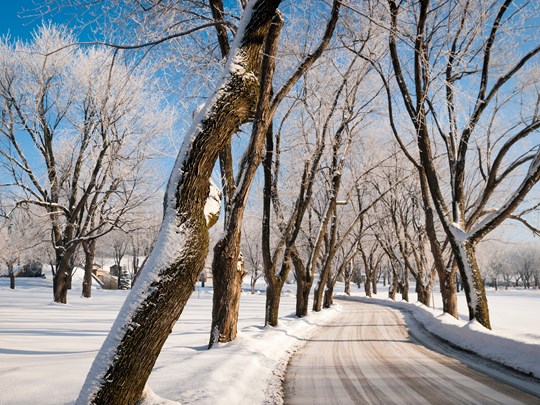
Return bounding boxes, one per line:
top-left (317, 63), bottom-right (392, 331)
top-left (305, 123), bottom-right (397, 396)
top-left (296, 277), bottom-right (312, 317)
top-left (265, 270), bottom-right (287, 326)
top-left (344, 279), bottom-right (350, 295)
top-left (388, 267), bottom-right (398, 300)
top-left (77, 3), bottom-right (281, 403)
top-left (440, 265), bottom-right (458, 316)
top-left (364, 276), bottom-right (372, 297)
top-left (401, 267), bottom-right (409, 302)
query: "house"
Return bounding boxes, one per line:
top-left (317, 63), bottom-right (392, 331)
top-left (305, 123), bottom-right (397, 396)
top-left (92, 267), bottom-right (118, 290)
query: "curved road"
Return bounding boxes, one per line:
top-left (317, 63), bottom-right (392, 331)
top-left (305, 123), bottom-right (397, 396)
top-left (285, 298), bottom-right (540, 405)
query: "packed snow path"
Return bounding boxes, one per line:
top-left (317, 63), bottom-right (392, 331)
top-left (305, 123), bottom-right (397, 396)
top-left (285, 298), bottom-right (540, 405)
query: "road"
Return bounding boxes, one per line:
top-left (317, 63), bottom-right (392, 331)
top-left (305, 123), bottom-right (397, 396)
top-left (284, 297), bottom-right (540, 405)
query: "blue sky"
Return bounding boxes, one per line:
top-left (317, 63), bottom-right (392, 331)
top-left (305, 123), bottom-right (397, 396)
top-left (0, 1), bottom-right (91, 41)
top-left (1, 1), bottom-right (48, 40)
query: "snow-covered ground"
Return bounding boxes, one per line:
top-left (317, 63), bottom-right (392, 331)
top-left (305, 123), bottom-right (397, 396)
top-left (0, 274), bottom-right (539, 404)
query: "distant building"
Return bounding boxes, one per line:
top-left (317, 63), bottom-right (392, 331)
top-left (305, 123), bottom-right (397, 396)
top-left (18, 262), bottom-right (43, 278)
top-left (92, 268), bottom-right (118, 290)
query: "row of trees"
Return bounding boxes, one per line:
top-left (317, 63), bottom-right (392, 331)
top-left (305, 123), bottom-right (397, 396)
top-left (1, 0), bottom-right (539, 403)
top-left (0, 27), bottom-right (167, 300)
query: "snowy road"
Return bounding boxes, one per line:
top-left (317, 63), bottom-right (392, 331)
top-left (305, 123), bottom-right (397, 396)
top-left (284, 297), bottom-right (540, 405)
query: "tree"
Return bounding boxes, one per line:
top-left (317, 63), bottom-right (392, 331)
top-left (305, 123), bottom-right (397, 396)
top-left (210, 0), bottom-right (342, 341)
top-left (0, 27), bottom-right (169, 303)
top-left (373, 0), bottom-right (540, 328)
top-left (0, 205), bottom-right (46, 289)
top-left (77, 2), bottom-right (282, 403)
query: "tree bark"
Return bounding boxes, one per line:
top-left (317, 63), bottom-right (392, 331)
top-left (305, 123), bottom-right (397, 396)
top-left (313, 268), bottom-right (328, 312)
top-left (82, 240), bottom-right (96, 298)
top-left (440, 264), bottom-right (458, 316)
top-left (453, 238), bottom-right (491, 329)
top-left (210, 238), bottom-right (246, 346)
top-left (77, 3), bottom-right (282, 403)
top-left (265, 265), bottom-right (287, 326)
top-left (323, 283), bottom-right (334, 308)
top-left (344, 279), bottom-right (350, 295)
top-left (53, 247), bottom-right (77, 304)
top-left (401, 267), bottom-right (409, 302)
top-left (292, 249), bottom-right (312, 318)
top-left (372, 272), bottom-right (378, 295)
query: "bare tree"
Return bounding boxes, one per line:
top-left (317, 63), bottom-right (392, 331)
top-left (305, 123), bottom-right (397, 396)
top-left (0, 27), bottom-right (169, 303)
top-left (0, 205), bottom-right (46, 289)
top-left (366, 0), bottom-right (540, 328)
top-left (77, 2), bottom-right (283, 403)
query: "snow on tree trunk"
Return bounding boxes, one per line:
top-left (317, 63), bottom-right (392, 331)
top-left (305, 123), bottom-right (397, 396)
top-left (312, 268), bottom-right (328, 312)
top-left (450, 231), bottom-right (491, 329)
top-left (76, 2), bottom-right (282, 403)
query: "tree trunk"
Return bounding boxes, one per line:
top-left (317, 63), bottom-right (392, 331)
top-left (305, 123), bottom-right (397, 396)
top-left (265, 275), bottom-right (285, 326)
top-left (8, 263), bottom-right (15, 289)
top-left (53, 249), bottom-right (76, 304)
top-left (210, 11), bottom-right (283, 345)
top-left (323, 283), bottom-right (334, 308)
top-left (292, 251), bottom-right (312, 318)
top-left (388, 268), bottom-right (398, 300)
top-left (402, 268), bottom-right (409, 302)
top-left (82, 240), bottom-right (96, 298)
top-left (296, 277), bottom-right (312, 317)
top-left (77, 3), bottom-right (281, 403)
top-left (344, 279), bottom-right (350, 295)
top-left (364, 270), bottom-right (372, 297)
top-left (210, 238), bottom-right (245, 346)
top-left (66, 267), bottom-right (73, 290)
top-left (313, 267), bottom-right (329, 312)
top-left (372, 272), bottom-right (378, 295)
top-left (453, 238), bottom-right (491, 329)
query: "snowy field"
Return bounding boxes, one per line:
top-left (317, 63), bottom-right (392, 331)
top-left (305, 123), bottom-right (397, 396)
top-left (1, 274), bottom-right (539, 404)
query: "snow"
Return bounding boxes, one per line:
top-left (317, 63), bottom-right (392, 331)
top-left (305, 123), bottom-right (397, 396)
top-left (204, 180), bottom-right (222, 226)
top-left (0, 276), bottom-right (335, 405)
top-left (1, 275), bottom-right (539, 404)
